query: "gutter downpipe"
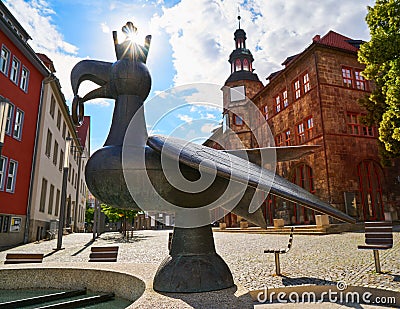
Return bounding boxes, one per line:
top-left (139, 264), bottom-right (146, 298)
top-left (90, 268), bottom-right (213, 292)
top-left (24, 74), bottom-right (54, 244)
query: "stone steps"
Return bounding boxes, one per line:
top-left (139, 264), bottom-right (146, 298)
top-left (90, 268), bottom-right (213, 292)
top-left (213, 222), bottom-right (365, 235)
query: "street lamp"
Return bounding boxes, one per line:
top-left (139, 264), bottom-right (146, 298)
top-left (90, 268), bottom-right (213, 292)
top-left (55, 137), bottom-right (72, 250)
top-left (0, 100), bottom-right (10, 157)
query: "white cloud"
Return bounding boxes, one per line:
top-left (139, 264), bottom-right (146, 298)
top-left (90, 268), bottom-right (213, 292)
top-left (101, 22), bottom-right (110, 34)
top-left (4, 0), bottom-right (82, 102)
top-left (205, 113), bottom-right (216, 119)
top-left (4, 0), bottom-right (78, 55)
top-left (201, 123), bottom-right (217, 134)
top-left (177, 114), bottom-right (193, 123)
top-left (151, 0), bottom-right (373, 86)
top-left (84, 99), bottom-right (111, 107)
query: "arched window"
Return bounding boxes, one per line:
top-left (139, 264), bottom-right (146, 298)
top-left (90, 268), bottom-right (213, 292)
top-left (243, 59), bottom-right (249, 71)
top-left (358, 160), bottom-right (384, 220)
top-left (235, 59), bottom-right (241, 72)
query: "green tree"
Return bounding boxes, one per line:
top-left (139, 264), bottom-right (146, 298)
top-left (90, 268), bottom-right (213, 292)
top-left (358, 0), bottom-right (400, 159)
top-left (100, 204), bottom-right (137, 235)
top-left (85, 206), bottom-right (94, 225)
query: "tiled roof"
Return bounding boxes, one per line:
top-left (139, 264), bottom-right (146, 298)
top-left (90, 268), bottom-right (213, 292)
top-left (315, 30), bottom-right (359, 52)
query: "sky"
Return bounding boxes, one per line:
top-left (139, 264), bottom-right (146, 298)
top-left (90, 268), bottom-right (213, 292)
top-left (3, 0), bottom-right (375, 153)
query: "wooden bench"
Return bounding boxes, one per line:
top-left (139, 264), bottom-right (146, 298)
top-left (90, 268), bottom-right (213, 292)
top-left (5, 253), bottom-right (44, 264)
top-left (89, 246), bottom-right (119, 262)
top-left (264, 227), bottom-right (294, 276)
top-left (358, 221), bottom-right (393, 273)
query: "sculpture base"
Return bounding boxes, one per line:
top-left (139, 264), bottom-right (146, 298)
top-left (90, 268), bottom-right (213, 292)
top-left (153, 225), bottom-right (234, 293)
top-left (153, 253), bottom-right (234, 293)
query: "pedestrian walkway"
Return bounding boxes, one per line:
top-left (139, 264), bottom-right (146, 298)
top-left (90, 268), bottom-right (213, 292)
top-left (0, 229), bottom-right (399, 308)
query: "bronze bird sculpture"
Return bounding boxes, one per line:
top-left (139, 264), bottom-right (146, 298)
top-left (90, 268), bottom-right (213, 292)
top-left (71, 22), bottom-right (355, 293)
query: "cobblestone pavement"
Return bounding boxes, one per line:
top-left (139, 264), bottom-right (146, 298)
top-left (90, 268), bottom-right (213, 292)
top-left (1, 228), bottom-right (399, 308)
top-left (1, 229), bottom-right (400, 290)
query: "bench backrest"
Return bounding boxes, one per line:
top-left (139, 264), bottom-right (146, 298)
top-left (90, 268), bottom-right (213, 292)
top-left (364, 221), bottom-right (393, 247)
top-left (6, 253), bottom-right (44, 259)
top-left (91, 246), bottom-right (119, 252)
top-left (286, 227), bottom-right (294, 252)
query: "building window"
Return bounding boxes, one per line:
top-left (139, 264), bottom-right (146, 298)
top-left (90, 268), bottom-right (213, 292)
top-left (9, 57), bottom-right (20, 84)
top-left (13, 109), bottom-right (24, 140)
top-left (354, 70), bottom-right (367, 90)
top-left (20, 67), bottom-right (29, 92)
top-left (62, 122), bottom-right (66, 139)
top-left (234, 114), bottom-right (244, 126)
top-left (284, 129), bottom-right (291, 146)
top-left (305, 117), bottom-right (314, 140)
top-left (296, 122), bottom-right (305, 144)
top-left (347, 112), bottom-right (374, 136)
top-left (49, 95), bottom-right (56, 118)
top-left (261, 105), bottom-right (268, 120)
top-left (59, 150), bottom-right (64, 171)
top-left (235, 59), bottom-right (241, 71)
top-left (55, 189), bottom-right (60, 216)
top-left (303, 73), bottom-right (310, 93)
top-left (293, 72), bottom-right (311, 100)
top-left (342, 67), bottom-right (352, 87)
top-left (294, 79), bottom-right (301, 99)
top-left (53, 140), bottom-right (59, 166)
top-left (56, 110), bottom-right (61, 130)
top-left (274, 89), bottom-right (288, 114)
top-left (0, 45), bottom-right (10, 75)
top-left (275, 134), bottom-right (283, 146)
top-left (295, 116), bottom-right (314, 144)
top-left (342, 66), bottom-right (368, 91)
top-left (2, 216), bottom-right (10, 233)
top-left (45, 129), bottom-right (52, 157)
top-left (275, 95), bottom-right (281, 113)
top-left (48, 184), bottom-right (54, 215)
top-left (282, 90), bottom-right (288, 108)
top-left (39, 178), bottom-right (48, 212)
top-left (5, 103), bottom-right (14, 135)
top-left (6, 160), bottom-right (17, 193)
top-left (0, 156), bottom-right (7, 190)
top-left (68, 163), bottom-right (71, 182)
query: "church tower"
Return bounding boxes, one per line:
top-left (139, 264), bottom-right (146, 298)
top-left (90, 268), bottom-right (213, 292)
top-left (222, 14), bottom-right (264, 149)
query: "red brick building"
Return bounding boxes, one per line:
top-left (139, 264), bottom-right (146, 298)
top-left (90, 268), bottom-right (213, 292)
top-left (0, 2), bottom-right (50, 244)
top-left (206, 25), bottom-right (400, 226)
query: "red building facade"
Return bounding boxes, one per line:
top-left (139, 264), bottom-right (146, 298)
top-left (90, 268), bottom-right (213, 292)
top-left (0, 2), bottom-right (49, 245)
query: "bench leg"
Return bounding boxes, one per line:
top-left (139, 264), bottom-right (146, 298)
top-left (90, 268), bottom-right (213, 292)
top-left (373, 250), bottom-right (381, 273)
top-left (274, 252), bottom-right (281, 276)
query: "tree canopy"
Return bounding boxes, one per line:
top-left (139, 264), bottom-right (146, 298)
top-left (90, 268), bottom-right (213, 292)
top-left (358, 0), bottom-right (400, 159)
top-left (100, 204), bottom-right (137, 223)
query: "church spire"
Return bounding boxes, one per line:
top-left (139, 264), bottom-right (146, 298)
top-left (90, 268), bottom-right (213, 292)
top-left (225, 14), bottom-right (259, 83)
top-left (238, 7), bottom-right (241, 29)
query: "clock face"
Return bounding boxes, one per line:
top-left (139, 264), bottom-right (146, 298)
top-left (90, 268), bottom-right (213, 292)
top-left (230, 85), bottom-right (245, 102)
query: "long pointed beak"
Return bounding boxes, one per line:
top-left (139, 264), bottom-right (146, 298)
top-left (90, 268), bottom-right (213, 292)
top-left (70, 60), bottom-right (113, 102)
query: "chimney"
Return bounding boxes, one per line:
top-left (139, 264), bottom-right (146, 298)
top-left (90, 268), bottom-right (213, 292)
top-left (313, 35), bottom-right (320, 42)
